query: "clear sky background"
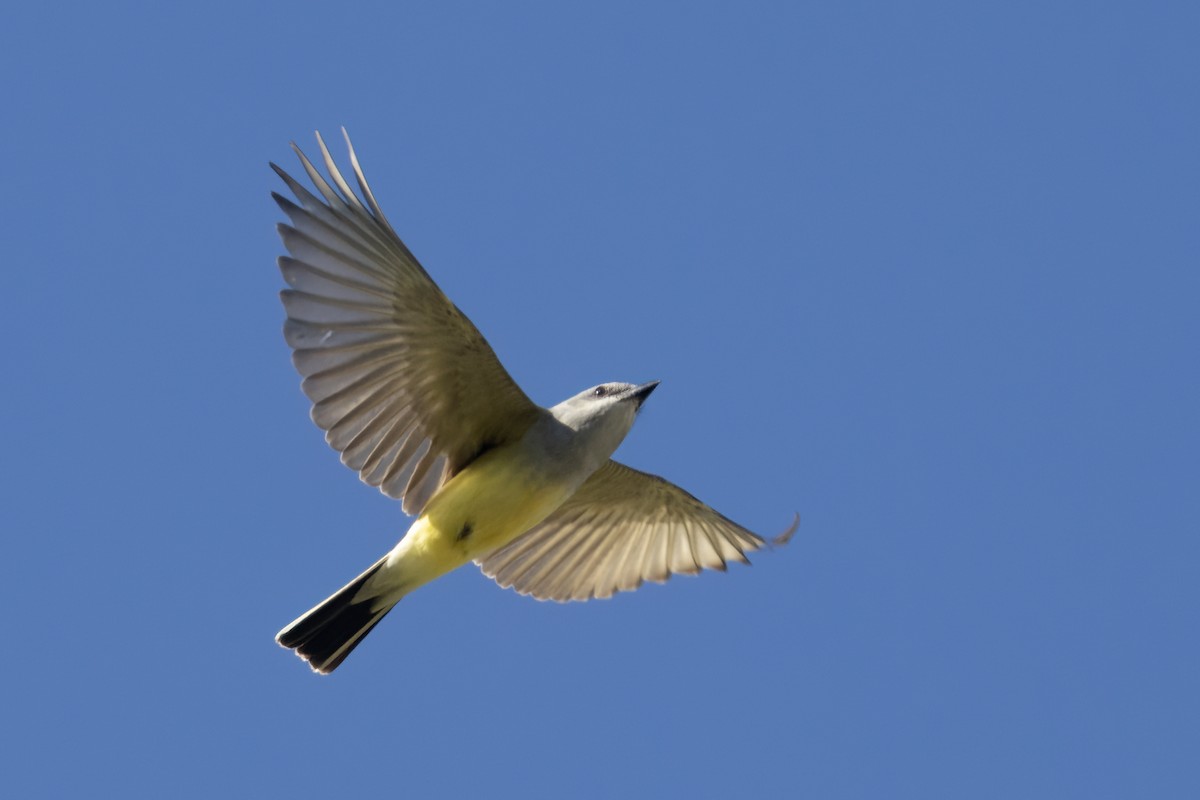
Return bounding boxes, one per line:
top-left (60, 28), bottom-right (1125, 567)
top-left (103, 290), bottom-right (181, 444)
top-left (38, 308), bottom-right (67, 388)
top-left (3, 2), bottom-right (1197, 797)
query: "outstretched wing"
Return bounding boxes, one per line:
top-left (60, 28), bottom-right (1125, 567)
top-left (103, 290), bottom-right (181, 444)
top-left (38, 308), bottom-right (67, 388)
top-left (274, 130), bottom-right (544, 515)
top-left (477, 460), bottom-right (798, 602)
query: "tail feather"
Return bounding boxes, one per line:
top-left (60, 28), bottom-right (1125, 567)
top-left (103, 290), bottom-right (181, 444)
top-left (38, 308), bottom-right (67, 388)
top-left (276, 555), bottom-right (398, 674)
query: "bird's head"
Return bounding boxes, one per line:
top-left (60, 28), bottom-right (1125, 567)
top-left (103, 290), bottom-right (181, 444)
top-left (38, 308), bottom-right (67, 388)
top-left (550, 380), bottom-right (660, 453)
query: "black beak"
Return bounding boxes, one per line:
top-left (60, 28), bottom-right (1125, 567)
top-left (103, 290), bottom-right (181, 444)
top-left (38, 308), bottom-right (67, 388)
top-left (630, 380), bottom-right (660, 408)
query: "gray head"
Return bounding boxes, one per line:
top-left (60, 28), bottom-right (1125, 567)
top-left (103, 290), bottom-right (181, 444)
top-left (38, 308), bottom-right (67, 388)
top-left (550, 381), bottom-right (660, 457)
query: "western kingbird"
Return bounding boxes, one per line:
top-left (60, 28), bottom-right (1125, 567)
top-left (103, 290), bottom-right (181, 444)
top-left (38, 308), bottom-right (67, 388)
top-left (273, 131), bottom-right (797, 673)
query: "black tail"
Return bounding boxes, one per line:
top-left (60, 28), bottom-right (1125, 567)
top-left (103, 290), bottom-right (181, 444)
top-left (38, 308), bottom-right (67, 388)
top-left (276, 556), bottom-right (398, 674)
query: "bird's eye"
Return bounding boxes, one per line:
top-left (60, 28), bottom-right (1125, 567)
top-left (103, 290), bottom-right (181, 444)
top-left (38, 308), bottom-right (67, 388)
top-left (593, 386), bottom-right (607, 397)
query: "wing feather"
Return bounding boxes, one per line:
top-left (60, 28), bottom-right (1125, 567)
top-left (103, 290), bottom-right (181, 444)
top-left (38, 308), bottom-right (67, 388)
top-left (274, 132), bottom-right (545, 514)
top-left (478, 460), bottom-right (797, 602)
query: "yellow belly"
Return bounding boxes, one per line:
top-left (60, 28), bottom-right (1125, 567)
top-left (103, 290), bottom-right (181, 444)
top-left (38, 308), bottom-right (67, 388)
top-left (384, 446), bottom-right (573, 593)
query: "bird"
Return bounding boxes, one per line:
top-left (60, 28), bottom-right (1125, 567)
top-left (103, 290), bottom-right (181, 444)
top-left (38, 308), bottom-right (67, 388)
top-left (272, 130), bottom-right (798, 673)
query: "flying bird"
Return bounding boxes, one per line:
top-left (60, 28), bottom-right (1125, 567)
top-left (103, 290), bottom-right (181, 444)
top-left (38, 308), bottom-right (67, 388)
top-left (273, 131), bottom-right (797, 673)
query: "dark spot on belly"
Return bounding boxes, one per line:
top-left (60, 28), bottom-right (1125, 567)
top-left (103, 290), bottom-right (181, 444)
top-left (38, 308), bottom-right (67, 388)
top-left (456, 521), bottom-right (473, 542)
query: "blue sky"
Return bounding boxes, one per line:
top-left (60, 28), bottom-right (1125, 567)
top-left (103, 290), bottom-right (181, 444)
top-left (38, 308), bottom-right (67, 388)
top-left (3, 1), bottom-right (1197, 797)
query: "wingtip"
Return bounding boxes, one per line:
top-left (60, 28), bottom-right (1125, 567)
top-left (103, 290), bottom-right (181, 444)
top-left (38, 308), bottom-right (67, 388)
top-left (315, 129), bottom-right (335, 161)
top-left (772, 512), bottom-right (801, 546)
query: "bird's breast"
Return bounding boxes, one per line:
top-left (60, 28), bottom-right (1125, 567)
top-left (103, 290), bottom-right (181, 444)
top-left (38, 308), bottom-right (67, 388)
top-left (417, 443), bottom-right (578, 560)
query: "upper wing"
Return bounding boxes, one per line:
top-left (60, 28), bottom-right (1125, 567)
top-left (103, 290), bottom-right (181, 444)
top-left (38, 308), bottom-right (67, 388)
top-left (477, 460), bottom-right (798, 602)
top-left (274, 130), bottom-right (543, 515)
